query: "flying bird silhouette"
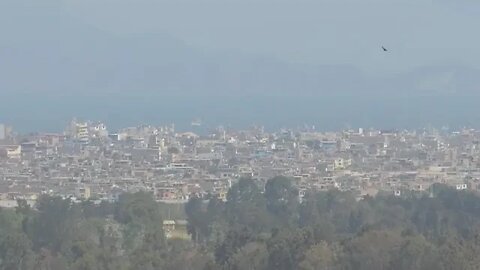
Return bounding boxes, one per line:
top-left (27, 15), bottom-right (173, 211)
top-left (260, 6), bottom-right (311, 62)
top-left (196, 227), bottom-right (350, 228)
top-left (382, 46), bottom-right (388, 52)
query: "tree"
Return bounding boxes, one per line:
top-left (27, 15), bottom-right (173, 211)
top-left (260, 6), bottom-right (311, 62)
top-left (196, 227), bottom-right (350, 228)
top-left (27, 196), bottom-right (81, 252)
top-left (0, 232), bottom-right (35, 270)
top-left (33, 248), bottom-right (68, 270)
top-left (225, 178), bottom-right (270, 232)
top-left (16, 199), bottom-right (32, 216)
top-left (340, 230), bottom-right (402, 270)
top-left (227, 242), bottom-right (268, 270)
top-left (264, 176), bottom-right (299, 226)
top-left (299, 192), bottom-right (322, 227)
top-left (185, 197), bottom-right (210, 244)
top-left (390, 235), bottom-right (441, 270)
top-left (438, 235), bottom-right (471, 270)
top-left (227, 178), bottom-right (263, 205)
top-left (266, 228), bottom-right (316, 270)
top-left (298, 242), bottom-right (336, 270)
top-left (215, 226), bottom-right (255, 265)
top-left (163, 240), bottom-right (211, 270)
top-left (114, 192), bottom-right (162, 226)
top-left (6, 176), bottom-right (480, 270)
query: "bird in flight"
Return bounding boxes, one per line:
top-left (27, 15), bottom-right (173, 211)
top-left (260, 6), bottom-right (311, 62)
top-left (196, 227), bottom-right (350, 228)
top-left (382, 46), bottom-right (388, 52)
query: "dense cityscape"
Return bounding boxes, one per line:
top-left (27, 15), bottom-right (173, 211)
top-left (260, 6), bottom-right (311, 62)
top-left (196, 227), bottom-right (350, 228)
top-left (1, 119), bottom-right (478, 208)
top-left (4, 0), bottom-right (480, 268)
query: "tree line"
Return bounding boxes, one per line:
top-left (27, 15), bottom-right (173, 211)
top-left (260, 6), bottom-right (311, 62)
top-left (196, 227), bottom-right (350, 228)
top-left (2, 176), bottom-right (480, 269)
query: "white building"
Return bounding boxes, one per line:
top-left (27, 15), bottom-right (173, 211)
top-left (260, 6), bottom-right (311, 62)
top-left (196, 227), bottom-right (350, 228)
top-left (90, 122), bottom-right (108, 138)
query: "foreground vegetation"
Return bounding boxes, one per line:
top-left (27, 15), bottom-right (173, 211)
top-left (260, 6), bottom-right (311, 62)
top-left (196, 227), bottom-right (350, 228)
top-left (2, 177), bottom-right (480, 269)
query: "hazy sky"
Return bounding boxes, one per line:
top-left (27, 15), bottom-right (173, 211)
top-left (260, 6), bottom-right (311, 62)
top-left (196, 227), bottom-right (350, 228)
top-left (50, 0), bottom-right (480, 73)
top-left (1, 0), bottom-right (480, 74)
top-left (2, 0), bottom-right (480, 132)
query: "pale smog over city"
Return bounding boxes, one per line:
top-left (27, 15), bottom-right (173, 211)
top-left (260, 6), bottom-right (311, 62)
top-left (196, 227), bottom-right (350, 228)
top-left (3, 0), bottom-right (480, 269)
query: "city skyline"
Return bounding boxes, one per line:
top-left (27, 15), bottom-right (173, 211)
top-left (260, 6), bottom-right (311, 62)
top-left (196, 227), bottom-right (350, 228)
top-left (3, 0), bottom-right (480, 269)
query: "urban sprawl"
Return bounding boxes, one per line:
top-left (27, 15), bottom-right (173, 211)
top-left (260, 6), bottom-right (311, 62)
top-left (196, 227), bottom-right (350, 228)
top-left (0, 120), bottom-right (478, 208)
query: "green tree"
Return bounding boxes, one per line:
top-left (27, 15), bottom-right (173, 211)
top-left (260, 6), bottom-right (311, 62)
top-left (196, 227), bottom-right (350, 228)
top-left (390, 235), bottom-right (441, 270)
top-left (185, 197), bottom-right (210, 244)
top-left (0, 232), bottom-right (35, 270)
top-left (298, 242), bottom-right (336, 270)
top-left (33, 249), bottom-right (68, 270)
top-left (114, 192), bottom-right (162, 226)
top-left (341, 230), bottom-right (402, 270)
top-left (264, 176), bottom-right (299, 226)
top-left (226, 178), bottom-right (270, 232)
top-left (266, 228), bottom-right (315, 270)
top-left (215, 226), bottom-right (255, 265)
top-left (228, 242), bottom-right (268, 270)
top-left (27, 196), bottom-right (82, 252)
top-left (438, 235), bottom-right (471, 270)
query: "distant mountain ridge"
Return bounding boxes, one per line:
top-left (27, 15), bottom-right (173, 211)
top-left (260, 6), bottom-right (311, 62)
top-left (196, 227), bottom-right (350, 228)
top-left (1, 6), bottom-right (480, 98)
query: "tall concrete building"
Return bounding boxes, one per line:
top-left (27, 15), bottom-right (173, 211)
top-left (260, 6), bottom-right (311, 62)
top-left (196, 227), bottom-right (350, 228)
top-left (67, 119), bottom-right (89, 144)
top-left (75, 122), bottom-right (89, 144)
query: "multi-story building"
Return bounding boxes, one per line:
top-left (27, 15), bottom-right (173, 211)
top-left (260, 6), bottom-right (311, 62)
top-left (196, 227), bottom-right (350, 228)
top-left (67, 119), bottom-right (89, 144)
